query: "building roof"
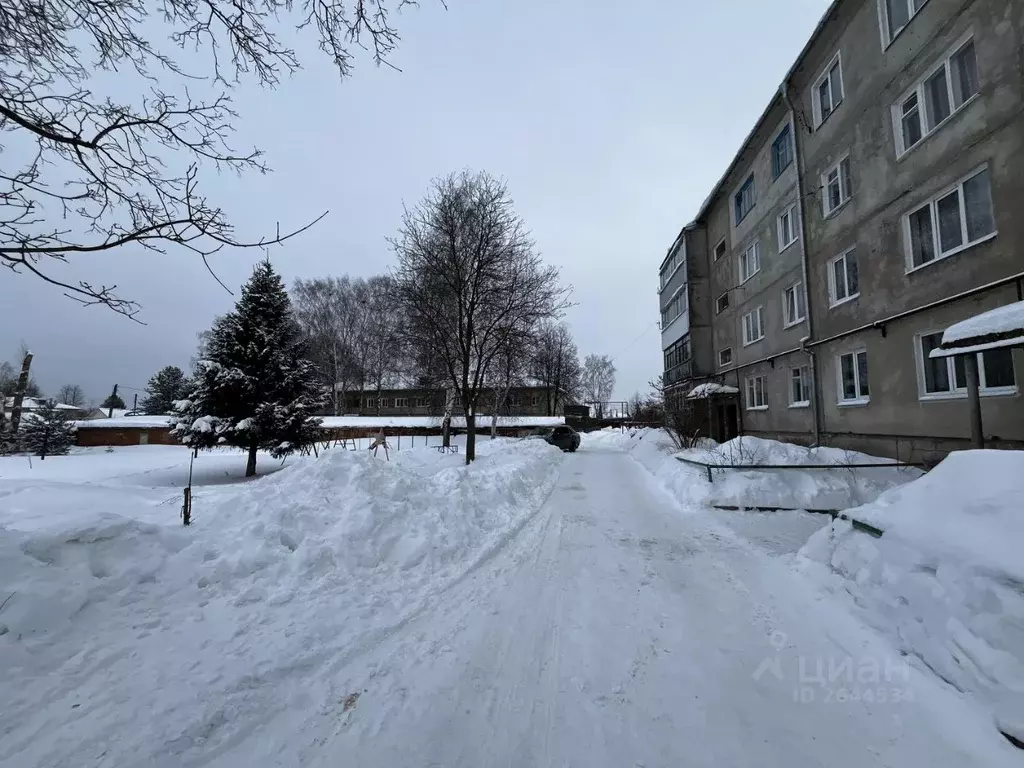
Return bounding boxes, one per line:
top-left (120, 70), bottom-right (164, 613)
top-left (931, 301), bottom-right (1024, 358)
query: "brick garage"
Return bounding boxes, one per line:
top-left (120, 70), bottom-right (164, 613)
top-left (75, 424), bottom-right (179, 447)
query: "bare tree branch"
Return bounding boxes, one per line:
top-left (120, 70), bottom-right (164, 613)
top-left (0, 1), bottom-right (435, 316)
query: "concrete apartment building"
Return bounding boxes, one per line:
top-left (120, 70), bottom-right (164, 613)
top-left (659, 0), bottom-right (1024, 461)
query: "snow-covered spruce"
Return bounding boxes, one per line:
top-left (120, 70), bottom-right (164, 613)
top-left (17, 401), bottom-right (76, 458)
top-left (174, 260), bottom-right (325, 476)
top-left (140, 365), bottom-right (190, 415)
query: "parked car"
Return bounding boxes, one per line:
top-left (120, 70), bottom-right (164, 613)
top-left (527, 425), bottom-right (580, 452)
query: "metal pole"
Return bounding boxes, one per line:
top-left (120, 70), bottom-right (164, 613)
top-left (963, 354), bottom-right (984, 449)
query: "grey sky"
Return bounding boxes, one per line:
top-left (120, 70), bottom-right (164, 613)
top-left (0, 0), bottom-right (830, 405)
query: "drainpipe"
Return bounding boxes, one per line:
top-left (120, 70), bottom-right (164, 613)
top-left (781, 79), bottom-right (822, 447)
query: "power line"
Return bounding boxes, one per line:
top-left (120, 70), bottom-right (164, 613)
top-left (610, 321), bottom-right (660, 363)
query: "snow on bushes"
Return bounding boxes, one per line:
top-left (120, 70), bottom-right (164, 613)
top-left (800, 449), bottom-right (1024, 742)
top-left (585, 430), bottom-right (919, 512)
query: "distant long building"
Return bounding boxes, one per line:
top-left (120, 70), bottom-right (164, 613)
top-left (330, 384), bottom-right (569, 417)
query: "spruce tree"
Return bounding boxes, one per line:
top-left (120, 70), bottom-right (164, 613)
top-left (20, 401), bottom-right (76, 458)
top-left (174, 260), bottom-right (324, 477)
top-left (101, 393), bottom-right (126, 410)
top-left (141, 366), bottom-right (190, 415)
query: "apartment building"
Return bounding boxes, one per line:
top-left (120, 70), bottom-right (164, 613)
top-left (658, 0), bottom-right (1024, 461)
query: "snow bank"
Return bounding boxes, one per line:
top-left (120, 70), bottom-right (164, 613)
top-left (593, 432), bottom-right (919, 511)
top-left (800, 449), bottom-right (1024, 741)
top-left (0, 438), bottom-right (563, 767)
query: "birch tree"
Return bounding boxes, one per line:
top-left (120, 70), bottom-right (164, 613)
top-left (392, 171), bottom-right (570, 463)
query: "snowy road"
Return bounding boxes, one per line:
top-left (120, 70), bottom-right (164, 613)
top-left (238, 445), bottom-right (1016, 767)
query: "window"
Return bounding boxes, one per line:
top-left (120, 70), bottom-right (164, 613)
top-left (714, 239), bottom-right (727, 263)
top-left (738, 241), bottom-right (760, 283)
top-left (719, 347), bottom-right (733, 367)
top-left (772, 125), bottom-right (793, 179)
top-left (917, 332), bottom-right (1016, 397)
top-left (894, 36), bottom-right (979, 155)
top-left (790, 366), bottom-right (811, 407)
top-left (882, 0), bottom-right (929, 46)
top-left (745, 375), bottom-right (768, 410)
top-left (453, 395), bottom-right (462, 406)
top-left (378, 398), bottom-right (391, 408)
top-left (837, 350), bottom-right (870, 403)
top-left (659, 243), bottom-right (685, 289)
top-left (828, 247), bottom-right (860, 306)
top-left (777, 204), bottom-right (798, 250)
top-left (530, 395), bottom-right (539, 407)
top-left (364, 398), bottom-right (374, 409)
top-left (742, 306), bottom-right (765, 346)
top-left (735, 175), bottom-right (755, 223)
top-left (716, 292), bottom-right (730, 314)
top-left (905, 167), bottom-right (995, 270)
top-left (660, 287), bottom-right (687, 327)
top-left (394, 397), bottom-right (409, 408)
top-left (664, 336), bottom-right (693, 378)
top-left (813, 53), bottom-right (844, 126)
top-left (822, 156), bottom-right (853, 216)
top-left (783, 282), bottom-right (806, 327)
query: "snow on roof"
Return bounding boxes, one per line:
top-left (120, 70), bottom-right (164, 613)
top-left (319, 415), bottom-right (565, 429)
top-left (73, 414), bottom-right (565, 430)
top-left (74, 415), bottom-right (174, 429)
top-left (687, 383), bottom-right (740, 399)
top-left (936, 301), bottom-right (1024, 355)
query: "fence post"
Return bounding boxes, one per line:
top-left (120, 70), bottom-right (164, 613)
top-left (706, 464), bottom-right (713, 483)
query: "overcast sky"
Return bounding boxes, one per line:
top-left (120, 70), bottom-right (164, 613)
top-left (1, 0), bottom-right (831, 406)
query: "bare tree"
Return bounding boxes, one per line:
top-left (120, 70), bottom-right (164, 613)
top-left (531, 321), bottom-right (581, 416)
top-left (1, 1), bottom-right (433, 317)
top-left (57, 383), bottom-right (85, 407)
top-left (487, 330), bottom-right (531, 438)
top-left (291, 276), bottom-right (366, 414)
top-left (392, 171), bottom-right (570, 463)
top-left (580, 354), bottom-right (616, 418)
top-left (361, 276), bottom-right (404, 414)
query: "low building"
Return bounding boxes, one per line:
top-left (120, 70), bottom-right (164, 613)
top-left (333, 384), bottom-right (565, 417)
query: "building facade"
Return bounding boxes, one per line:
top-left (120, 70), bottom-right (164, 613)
top-left (658, 0), bottom-right (1024, 462)
top-left (333, 385), bottom-right (561, 418)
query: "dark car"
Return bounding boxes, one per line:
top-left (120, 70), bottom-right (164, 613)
top-left (528, 425), bottom-right (581, 452)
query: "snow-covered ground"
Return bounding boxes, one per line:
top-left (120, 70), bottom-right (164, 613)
top-left (800, 449), bottom-right (1024, 744)
top-left (1, 431), bottom-right (1020, 766)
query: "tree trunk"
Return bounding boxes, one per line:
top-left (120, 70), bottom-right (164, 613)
top-left (9, 352), bottom-right (33, 433)
top-left (490, 390), bottom-right (499, 439)
top-left (442, 387), bottom-right (453, 447)
top-left (465, 408), bottom-right (476, 464)
top-left (245, 442), bottom-right (258, 477)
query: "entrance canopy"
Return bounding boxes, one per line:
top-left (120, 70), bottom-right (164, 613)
top-left (930, 300), bottom-right (1024, 359)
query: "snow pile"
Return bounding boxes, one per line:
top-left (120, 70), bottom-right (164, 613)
top-left (800, 449), bottom-right (1024, 741)
top-left (619, 434), bottom-right (918, 511)
top-left (0, 438), bottom-right (563, 767)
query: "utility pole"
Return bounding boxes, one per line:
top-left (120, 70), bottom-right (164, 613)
top-left (132, 393), bottom-right (138, 413)
top-left (9, 350), bottom-right (33, 433)
top-left (107, 384), bottom-right (119, 418)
